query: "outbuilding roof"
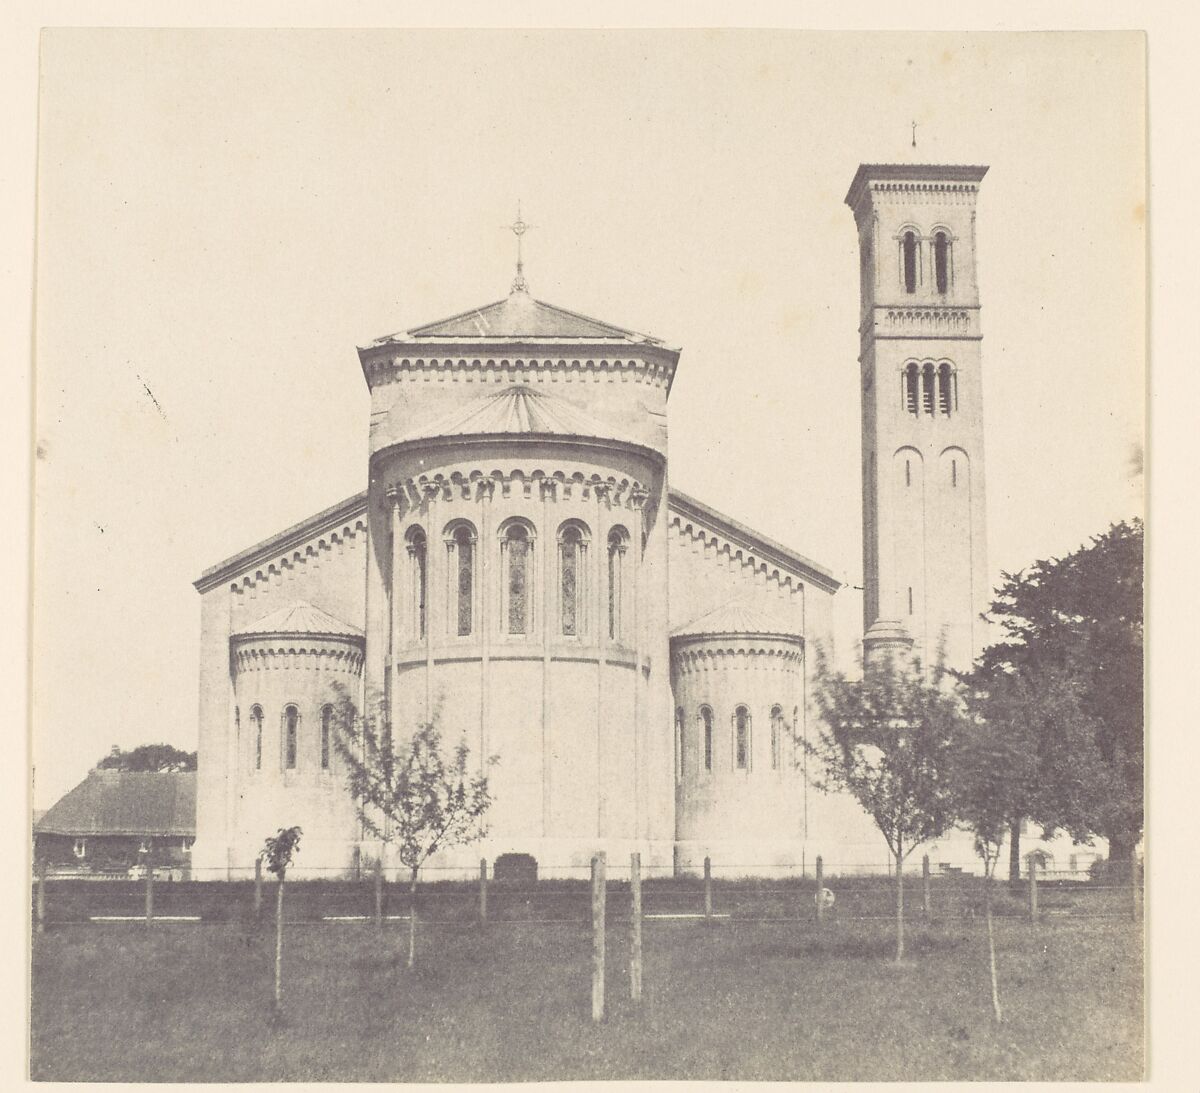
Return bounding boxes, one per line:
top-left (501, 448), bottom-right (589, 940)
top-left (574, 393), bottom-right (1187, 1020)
top-left (34, 771), bottom-right (196, 837)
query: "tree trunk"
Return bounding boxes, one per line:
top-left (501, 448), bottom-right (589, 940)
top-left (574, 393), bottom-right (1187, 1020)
top-left (1107, 832), bottom-right (1136, 883)
top-left (274, 878), bottom-right (284, 1016)
top-left (985, 863), bottom-right (1002, 1023)
top-left (895, 844), bottom-right (905, 963)
top-left (407, 867), bottom-right (418, 969)
top-left (1008, 820), bottom-right (1022, 884)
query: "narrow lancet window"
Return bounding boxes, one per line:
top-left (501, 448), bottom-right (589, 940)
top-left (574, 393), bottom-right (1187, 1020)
top-left (320, 705), bottom-right (332, 770)
top-left (448, 523), bottom-right (475, 637)
top-left (502, 522), bottom-right (532, 636)
top-left (251, 706), bottom-right (263, 771)
top-left (902, 231), bottom-right (918, 293)
top-left (701, 706), bottom-right (714, 772)
top-left (922, 362), bottom-right (936, 415)
top-left (559, 523), bottom-right (588, 637)
top-left (283, 705), bottom-right (299, 770)
top-left (934, 231), bottom-right (949, 294)
top-left (407, 528), bottom-right (428, 640)
top-left (607, 528), bottom-right (628, 641)
top-left (734, 705), bottom-right (751, 770)
top-left (770, 705), bottom-right (784, 770)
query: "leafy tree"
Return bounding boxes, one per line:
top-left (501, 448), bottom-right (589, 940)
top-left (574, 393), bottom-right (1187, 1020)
top-left (262, 826), bottom-right (302, 1019)
top-left (971, 520), bottom-right (1143, 875)
top-left (806, 643), bottom-right (964, 962)
top-left (950, 667), bottom-right (1106, 1023)
top-left (335, 699), bottom-right (496, 968)
top-left (96, 743), bottom-right (197, 772)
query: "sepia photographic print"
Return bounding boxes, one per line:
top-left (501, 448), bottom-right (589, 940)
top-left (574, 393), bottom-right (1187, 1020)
top-left (26, 24), bottom-right (1151, 1085)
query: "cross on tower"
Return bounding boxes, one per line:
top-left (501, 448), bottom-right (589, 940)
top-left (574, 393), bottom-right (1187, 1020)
top-left (911, 120), bottom-right (917, 148)
top-left (504, 201), bottom-right (534, 293)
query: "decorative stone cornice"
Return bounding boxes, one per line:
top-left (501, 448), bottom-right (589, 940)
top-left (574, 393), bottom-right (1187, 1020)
top-left (845, 164), bottom-right (989, 224)
top-left (231, 640), bottom-right (365, 676)
top-left (671, 641), bottom-right (804, 675)
top-left (220, 516), bottom-right (369, 597)
top-left (383, 467), bottom-right (652, 512)
top-left (359, 355), bottom-right (675, 392)
top-left (859, 306), bottom-right (979, 339)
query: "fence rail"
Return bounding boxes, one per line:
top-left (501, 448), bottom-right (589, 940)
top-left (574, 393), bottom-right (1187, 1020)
top-left (31, 854), bottom-right (1143, 930)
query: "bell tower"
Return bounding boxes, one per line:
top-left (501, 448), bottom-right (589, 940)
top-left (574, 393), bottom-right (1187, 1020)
top-left (845, 163), bottom-right (990, 671)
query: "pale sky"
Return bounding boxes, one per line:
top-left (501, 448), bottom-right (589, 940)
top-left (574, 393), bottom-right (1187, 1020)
top-left (31, 29), bottom-right (1145, 808)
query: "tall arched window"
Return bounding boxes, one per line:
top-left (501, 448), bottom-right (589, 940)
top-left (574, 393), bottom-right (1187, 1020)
top-left (607, 527), bottom-right (629, 641)
top-left (922, 362), bottom-right (936, 415)
top-left (406, 527), bottom-right (428, 640)
top-left (904, 362), bottom-right (920, 415)
top-left (934, 230), bottom-right (950, 294)
top-left (500, 521), bottom-right (534, 636)
top-left (283, 705), bottom-right (299, 771)
top-left (445, 522), bottom-right (476, 637)
top-left (320, 704), bottom-right (333, 770)
top-left (770, 705), bottom-right (784, 771)
top-left (734, 705), bottom-right (751, 770)
top-left (902, 230), bottom-right (918, 293)
top-left (251, 706), bottom-right (263, 771)
top-left (675, 707), bottom-right (684, 784)
top-left (700, 706), bottom-right (714, 772)
top-left (938, 363), bottom-right (955, 415)
top-left (558, 522), bottom-right (589, 637)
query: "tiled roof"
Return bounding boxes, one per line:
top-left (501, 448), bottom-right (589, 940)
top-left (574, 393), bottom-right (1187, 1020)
top-left (232, 601), bottom-right (364, 640)
top-left (366, 289), bottom-right (670, 347)
top-left (35, 771), bottom-right (196, 837)
top-left (394, 384), bottom-right (642, 449)
top-left (672, 599), bottom-right (801, 640)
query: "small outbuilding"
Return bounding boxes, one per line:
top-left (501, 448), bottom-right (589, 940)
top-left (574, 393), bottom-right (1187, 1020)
top-left (34, 770), bottom-right (196, 877)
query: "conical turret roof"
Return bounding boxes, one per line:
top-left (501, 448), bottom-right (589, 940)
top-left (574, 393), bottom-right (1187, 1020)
top-left (671, 599), bottom-right (800, 641)
top-left (232, 601), bottom-right (364, 640)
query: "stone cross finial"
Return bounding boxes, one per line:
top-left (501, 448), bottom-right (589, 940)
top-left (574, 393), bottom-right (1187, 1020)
top-left (504, 200), bottom-right (534, 293)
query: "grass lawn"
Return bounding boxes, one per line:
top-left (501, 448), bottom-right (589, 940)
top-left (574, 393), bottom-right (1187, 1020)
top-left (30, 913), bottom-right (1142, 1082)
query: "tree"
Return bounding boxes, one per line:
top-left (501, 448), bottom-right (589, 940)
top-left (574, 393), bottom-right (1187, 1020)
top-left (335, 700), bottom-right (496, 969)
top-left (950, 667), bottom-right (1107, 1023)
top-left (806, 643), bottom-right (964, 962)
top-left (971, 520), bottom-right (1143, 875)
top-left (262, 826), bottom-right (302, 1020)
top-left (96, 743), bottom-right (197, 772)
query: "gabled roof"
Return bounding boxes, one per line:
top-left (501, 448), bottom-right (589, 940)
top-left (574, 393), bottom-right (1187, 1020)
top-left (232, 601), bottom-right (364, 640)
top-left (393, 384), bottom-right (643, 450)
top-left (672, 599), bottom-right (801, 641)
top-left (364, 289), bottom-right (674, 349)
top-left (35, 771), bottom-right (196, 837)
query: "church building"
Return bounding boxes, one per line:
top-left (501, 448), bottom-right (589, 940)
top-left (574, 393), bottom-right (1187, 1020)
top-left (191, 163), bottom-right (991, 878)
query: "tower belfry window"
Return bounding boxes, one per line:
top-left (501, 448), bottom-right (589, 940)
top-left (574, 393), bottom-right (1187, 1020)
top-left (938, 363), bottom-right (955, 415)
top-left (934, 231), bottom-right (950, 294)
top-left (904, 363), bottom-right (920, 415)
top-left (922, 363), bottom-right (936, 415)
top-left (902, 231), bottom-right (918, 293)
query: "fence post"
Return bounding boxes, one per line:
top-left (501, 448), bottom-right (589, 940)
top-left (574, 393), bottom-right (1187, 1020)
top-left (591, 852), bottom-right (606, 1022)
top-left (35, 859), bottom-right (46, 934)
top-left (703, 856), bottom-right (712, 923)
top-left (144, 864), bottom-right (155, 926)
top-left (922, 854), bottom-right (931, 919)
top-left (352, 844), bottom-right (361, 883)
top-left (374, 858), bottom-right (384, 929)
top-left (630, 852), bottom-right (643, 1002)
top-left (479, 858), bottom-right (488, 926)
top-left (1028, 855), bottom-right (1039, 924)
top-left (254, 856), bottom-right (263, 917)
top-left (815, 856), bottom-right (824, 924)
top-left (1131, 852), bottom-right (1142, 922)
